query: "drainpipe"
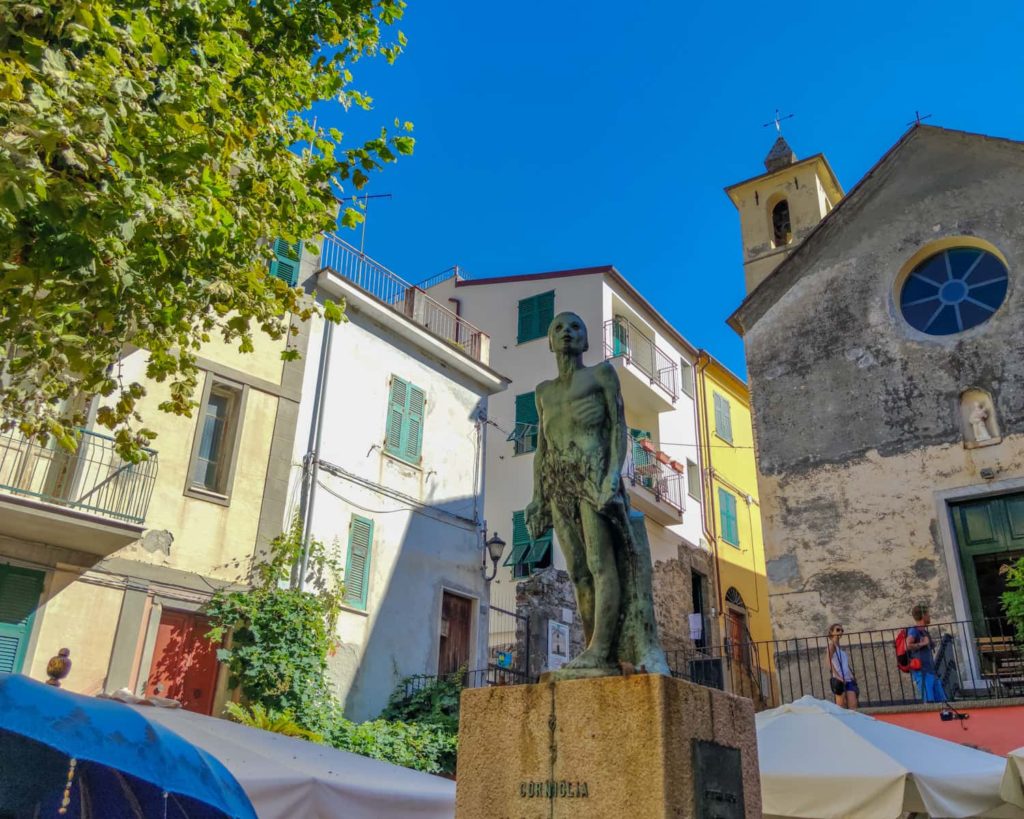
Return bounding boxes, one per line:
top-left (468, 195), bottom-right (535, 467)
top-left (695, 351), bottom-right (724, 618)
top-left (297, 317), bottom-right (334, 590)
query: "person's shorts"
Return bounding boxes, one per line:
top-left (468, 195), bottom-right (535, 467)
top-left (842, 680), bottom-right (859, 695)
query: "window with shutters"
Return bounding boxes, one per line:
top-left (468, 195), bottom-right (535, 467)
top-left (343, 515), bottom-right (374, 610)
top-left (384, 376), bottom-right (426, 464)
top-left (269, 238), bottom-right (303, 286)
top-left (505, 510), bottom-right (553, 578)
top-left (718, 488), bottom-right (740, 547)
top-left (510, 392), bottom-right (539, 454)
top-left (686, 459), bottom-right (701, 500)
top-left (516, 291), bottom-right (555, 344)
top-left (185, 375), bottom-right (247, 502)
top-left (713, 391), bottom-right (733, 445)
top-left (0, 564), bottom-right (44, 674)
top-left (680, 361), bottom-right (694, 398)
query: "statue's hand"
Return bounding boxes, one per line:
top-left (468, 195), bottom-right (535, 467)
top-left (525, 498), bottom-right (552, 539)
top-left (595, 474), bottom-right (623, 515)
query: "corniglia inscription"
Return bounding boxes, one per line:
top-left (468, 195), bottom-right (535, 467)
top-left (519, 780), bottom-right (590, 799)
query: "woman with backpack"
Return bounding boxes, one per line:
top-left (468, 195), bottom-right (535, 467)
top-left (826, 623), bottom-right (859, 709)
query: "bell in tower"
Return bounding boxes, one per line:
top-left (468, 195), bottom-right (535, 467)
top-left (725, 132), bottom-right (844, 295)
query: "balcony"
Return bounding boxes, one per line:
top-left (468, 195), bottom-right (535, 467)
top-left (602, 318), bottom-right (677, 413)
top-left (0, 427), bottom-right (158, 553)
top-left (622, 442), bottom-right (684, 526)
top-left (318, 234), bottom-right (491, 365)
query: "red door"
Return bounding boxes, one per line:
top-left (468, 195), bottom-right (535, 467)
top-left (145, 610), bottom-right (219, 714)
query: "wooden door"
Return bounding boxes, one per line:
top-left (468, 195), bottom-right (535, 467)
top-left (438, 592), bottom-right (473, 676)
top-left (145, 610), bottom-right (219, 714)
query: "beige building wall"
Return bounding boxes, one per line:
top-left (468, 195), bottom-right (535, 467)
top-left (2, 254), bottom-right (315, 702)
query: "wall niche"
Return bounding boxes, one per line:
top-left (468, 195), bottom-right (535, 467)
top-left (960, 388), bottom-right (1001, 449)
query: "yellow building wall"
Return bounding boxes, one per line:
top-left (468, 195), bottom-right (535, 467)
top-left (28, 570), bottom-right (124, 695)
top-left (697, 359), bottom-right (773, 648)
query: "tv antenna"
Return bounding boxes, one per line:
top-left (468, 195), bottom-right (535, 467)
top-left (763, 109), bottom-right (795, 135)
top-left (347, 193), bottom-right (393, 254)
top-left (907, 110), bottom-right (933, 127)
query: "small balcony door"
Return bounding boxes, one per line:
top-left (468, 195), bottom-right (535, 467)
top-left (438, 592), bottom-right (473, 676)
top-left (145, 610), bottom-right (220, 714)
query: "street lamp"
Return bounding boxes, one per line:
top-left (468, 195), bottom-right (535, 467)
top-left (482, 531), bottom-right (506, 582)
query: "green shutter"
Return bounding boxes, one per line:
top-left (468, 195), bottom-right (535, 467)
top-left (537, 291), bottom-right (555, 339)
top-left (504, 511), bottom-right (532, 566)
top-left (523, 532), bottom-right (552, 564)
top-left (514, 393), bottom-right (539, 453)
top-left (385, 377), bottom-right (408, 457)
top-left (517, 296), bottom-right (538, 343)
top-left (505, 510), bottom-right (553, 569)
top-left (0, 565), bottom-right (44, 674)
top-left (516, 291), bottom-right (555, 343)
top-left (384, 377), bottom-right (425, 464)
top-left (404, 385), bottom-right (425, 461)
top-left (269, 238), bottom-right (302, 286)
top-left (344, 516), bottom-right (374, 610)
top-left (719, 488), bottom-right (739, 547)
top-left (714, 392), bottom-right (733, 444)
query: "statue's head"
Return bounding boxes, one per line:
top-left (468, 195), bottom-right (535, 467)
top-left (548, 311), bottom-right (589, 355)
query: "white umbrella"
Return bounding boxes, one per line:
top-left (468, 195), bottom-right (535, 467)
top-left (132, 705), bottom-right (455, 819)
top-left (757, 696), bottom-right (1024, 818)
top-left (1001, 747), bottom-right (1024, 809)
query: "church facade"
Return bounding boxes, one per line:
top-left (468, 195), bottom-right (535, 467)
top-left (727, 125), bottom-right (1024, 654)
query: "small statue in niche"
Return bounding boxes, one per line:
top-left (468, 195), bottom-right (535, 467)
top-left (970, 401), bottom-right (993, 443)
top-left (960, 388), bottom-right (1000, 448)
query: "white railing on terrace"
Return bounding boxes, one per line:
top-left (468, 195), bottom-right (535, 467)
top-left (318, 234), bottom-right (489, 363)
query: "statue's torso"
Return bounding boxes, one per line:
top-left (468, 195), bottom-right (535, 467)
top-left (537, 365), bottom-right (609, 455)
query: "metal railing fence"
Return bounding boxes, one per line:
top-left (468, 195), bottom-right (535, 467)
top-left (623, 444), bottom-right (685, 514)
top-left (758, 617), bottom-right (1024, 707)
top-left (318, 234), bottom-right (489, 363)
top-left (400, 666), bottom-right (535, 698)
top-left (0, 426), bottom-right (158, 524)
top-left (602, 317), bottom-right (678, 400)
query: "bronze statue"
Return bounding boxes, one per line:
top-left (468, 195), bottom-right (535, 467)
top-left (526, 312), bottom-right (669, 679)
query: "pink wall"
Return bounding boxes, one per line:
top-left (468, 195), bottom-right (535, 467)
top-left (873, 705), bottom-right (1024, 755)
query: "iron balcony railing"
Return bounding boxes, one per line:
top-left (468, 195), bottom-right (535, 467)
top-left (318, 234), bottom-right (490, 363)
top-left (754, 617), bottom-right (1024, 708)
top-left (666, 642), bottom-right (770, 708)
top-left (602, 317), bottom-right (678, 401)
top-left (0, 427), bottom-right (158, 524)
top-left (624, 442), bottom-right (685, 514)
top-left (400, 666), bottom-right (536, 697)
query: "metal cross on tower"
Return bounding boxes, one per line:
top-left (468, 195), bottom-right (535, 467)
top-left (763, 109), bottom-right (795, 134)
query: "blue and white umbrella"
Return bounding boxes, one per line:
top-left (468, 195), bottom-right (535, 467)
top-left (0, 673), bottom-right (256, 818)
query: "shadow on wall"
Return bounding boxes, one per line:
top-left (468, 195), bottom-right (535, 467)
top-left (327, 491), bottom-right (487, 723)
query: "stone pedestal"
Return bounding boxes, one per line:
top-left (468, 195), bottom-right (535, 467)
top-left (455, 674), bottom-right (760, 819)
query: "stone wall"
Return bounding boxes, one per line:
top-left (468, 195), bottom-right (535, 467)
top-left (514, 538), bottom-right (720, 680)
top-left (731, 127), bottom-right (1024, 637)
top-left (515, 568), bottom-right (586, 679)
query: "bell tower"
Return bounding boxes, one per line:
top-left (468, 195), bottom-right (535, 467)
top-left (726, 135), bottom-right (844, 295)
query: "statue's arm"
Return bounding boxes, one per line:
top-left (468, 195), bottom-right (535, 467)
top-left (596, 363), bottom-right (627, 506)
top-left (525, 387), bottom-right (552, 538)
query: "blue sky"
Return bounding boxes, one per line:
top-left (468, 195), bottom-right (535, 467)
top-left (320, 1), bottom-right (1024, 376)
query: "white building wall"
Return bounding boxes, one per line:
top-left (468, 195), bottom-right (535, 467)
top-left (289, 275), bottom-right (498, 721)
top-left (430, 272), bottom-right (705, 617)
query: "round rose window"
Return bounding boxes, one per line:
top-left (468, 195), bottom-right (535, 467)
top-left (899, 247), bottom-right (1009, 335)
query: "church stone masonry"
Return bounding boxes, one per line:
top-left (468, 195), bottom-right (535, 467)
top-left (727, 125), bottom-right (1024, 639)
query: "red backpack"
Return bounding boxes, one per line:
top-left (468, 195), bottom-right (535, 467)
top-left (894, 628), bottom-right (922, 673)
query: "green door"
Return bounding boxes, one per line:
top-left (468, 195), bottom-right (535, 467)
top-left (0, 565), bottom-right (44, 674)
top-left (950, 493), bottom-right (1024, 635)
